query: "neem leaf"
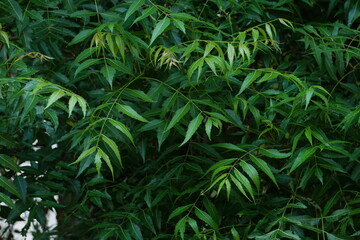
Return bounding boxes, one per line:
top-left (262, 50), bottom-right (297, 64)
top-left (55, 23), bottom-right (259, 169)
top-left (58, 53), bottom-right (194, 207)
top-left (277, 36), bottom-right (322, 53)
top-left (100, 65), bottom-right (116, 87)
top-left (68, 29), bottom-right (94, 46)
top-left (108, 119), bottom-right (134, 145)
top-left (45, 90), bottom-right (65, 109)
top-left (150, 17), bottom-right (171, 46)
top-left (237, 71), bottom-right (262, 95)
top-left (74, 59), bottom-right (100, 77)
top-left (290, 147), bottom-right (317, 173)
top-left (0, 154), bottom-right (20, 172)
top-left (259, 149), bottom-right (292, 159)
top-left (180, 113), bottom-right (203, 146)
top-left (194, 207), bottom-right (218, 230)
top-left (249, 155), bottom-right (278, 188)
top-left (124, 0), bottom-right (145, 21)
top-left (0, 176), bottom-right (22, 200)
top-left (166, 103), bottom-right (191, 131)
top-left (168, 204), bottom-right (192, 220)
top-left (116, 104), bottom-right (148, 122)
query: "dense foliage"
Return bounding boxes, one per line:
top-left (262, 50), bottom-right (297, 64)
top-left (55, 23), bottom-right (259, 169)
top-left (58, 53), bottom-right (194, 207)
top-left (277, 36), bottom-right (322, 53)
top-left (0, 0), bottom-right (359, 239)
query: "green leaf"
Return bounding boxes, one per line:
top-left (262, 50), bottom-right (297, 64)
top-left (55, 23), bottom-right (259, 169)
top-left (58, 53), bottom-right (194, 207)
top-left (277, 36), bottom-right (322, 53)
top-left (108, 119), bottom-right (134, 145)
top-left (227, 43), bottom-right (235, 67)
top-left (249, 155), bottom-right (278, 188)
top-left (68, 95), bottom-right (77, 117)
top-left (168, 204), bottom-right (192, 220)
top-left (74, 59), bottom-right (100, 77)
top-left (97, 148), bottom-right (115, 179)
top-left (133, 6), bottom-right (157, 24)
top-left (304, 127), bottom-right (313, 145)
top-left (231, 227), bottom-right (240, 240)
top-left (68, 29), bottom-right (94, 46)
top-left (180, 113), bottom-right (204, 146)
top-left (100, 65), bottom-right (116, 87)
top-left (0, 192), bottom-right (17, 209)
top-left (116, 104), bottom-right (148, 122)
top-left (259, 149), bottom-right (292, 159)
top-left (107, 59), bottom-right (133, 75)
top-left (290, 147), bottom-right (317, 173)
top-left (123, 89), bottom-right (154, 102)
top-left (175, 216), bottom-right (187, 240)
top-left (239, 160), bottom-right (260, 192)
top-left (233, 168), bottom-right (254, 200)
top-left (205, 118), bottom-right (213, 140)
top-left (14, 176), bottom-right (27, 201)
top-left (124, 0), bottom-right (145, 21)
top-left (194, 207), bottom-right (218, 230)
top-left (173, 19), bottom-right (186, 33)
top-left (45, 90), bottom-right (65, 109)
top-left (150, 17), bottom-right (171, 46)
top-left (76, 95), bottom-right (87, 117)
top-left (71, 147), bottom-right (96, 165)
top-left (0, 154), bottom-right (20, 172)
top-left (6, 0), bottom-right (23, 21)
top-left (181, 41), bottom-right (199, 59)
top-left (0, 176), bottom-right (22, 200)
top-left (305, 87), bottom-right (314, 110)
top-left (101, 135), bottom-right (121, 165)
top-left (237, 71), bottom-right (262, 95)
top-left (187, 217), bottom-right (200, 235)
top-left (166, 103), bottom-right (191, 131)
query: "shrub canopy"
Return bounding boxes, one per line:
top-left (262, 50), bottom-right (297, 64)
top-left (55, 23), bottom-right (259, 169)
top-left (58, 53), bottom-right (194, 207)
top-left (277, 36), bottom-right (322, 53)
top-left (0, 0), bottom-right (359, 239)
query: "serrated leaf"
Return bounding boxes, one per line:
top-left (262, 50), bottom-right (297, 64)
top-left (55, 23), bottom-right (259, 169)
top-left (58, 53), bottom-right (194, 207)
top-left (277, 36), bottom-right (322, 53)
top-left (0, 176), bottom-right (22, 200)
top-left (173, 19), bottom-right (186, 33)
top-left (124, 89), bottom-right (154, 102)
top-left (107, 59), bottom-right (133, 75)
top-left (237, 71), bottom-right (262, 95)
top-left (175, 216), bottom-right (187, 240)
top-left (74, 59), bottom-right (100, 77)
top-left (76, 95), bottom-right (87, 117)
top-left (133, 6), bottom-right (157, 24)
top-left (205, 118), bottom-right (213, 140)
top-left (181, 41), bottom-right (199, 59)
top-left (239, 160), bottom-right (260, 192)
top-left (227, 43), bottom-right (235, 67)
top-left (108, 119), bottom-right (134, 145)
top-left (100, 65), bottom-right (116, 87)
top-left (233, 168), bottom-right (254, 201)
top-left (259, 149), bottom-right (292, 159)
top-left (166, 103), bottom-right (191, 131)
top-left (187, 217), bottom-right (200, 235)
top-left (6, 0), bottom-right (23, 21)
top-left (68, 95), bottom-right (77, 117)
top-left (0, 154), bottom-right (20, 172)
top-left (150, 17), bottom-right (171, 46)
top-left (290, 147), bottom-right (317, 173)
top-left (304, 127), bottom-right (313, 145)
top-left (168, 204), bottom-right (192, 220)
top-left (180, 113), bottom-right (203, 146)
top-left (71, 147), bottom-right (96, 165)
top-left (101, 135), bottom-right (121, 165)
top-left (305, 87), bottom-right (314, 110)
top-left (116, 104), bottom-right (148, 122)
top-left (249, 155), bottom-right (278, 188)
top-left (94, 151), bottom-right (102, 175)
top-left (231, 227), bottom-right (240, 240)
top-left (45, 90), bottom-right (65, 109)
top-left (97, 148), bottom-right (115, 178)
top-left (124, 0), bottom-right (145, 21)
top-left (194, 207), bottom-right (218, 230)
top-left (68, 29), bottom-right (94, 46)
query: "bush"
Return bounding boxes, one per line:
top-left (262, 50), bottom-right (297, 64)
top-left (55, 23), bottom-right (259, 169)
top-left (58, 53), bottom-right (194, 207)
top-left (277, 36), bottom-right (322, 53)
top-left (0, 0), bottom-right (359, 239)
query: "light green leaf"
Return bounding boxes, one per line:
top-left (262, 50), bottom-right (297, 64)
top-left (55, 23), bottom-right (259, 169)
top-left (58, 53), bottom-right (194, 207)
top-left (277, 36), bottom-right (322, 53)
top-left (108, 59), bottom-right (133, 75)
top-left (0, 154), bottom-right (20, 172)
top-left (76, 95), bottom-right (87, 117)
top-left (68, 95), bottom-right (77, 117)
top-left (305, 127), bottom-right (313, 145)
top-left (68, 29), bottom-right (94, 46)
top-left (74, 59), bottom-right (100, 77)
top-left (94, 150), bottom-right (102, 175)
top-left (290, 147), bottom-right (317, 173)
top-left (123, 89), bottom-right (154, 102)
top-left (168, 204), bottom-right (192, 220)
top-left (205, 118), bottom-right (213, 140)
top-left (116, 104), bottom-right (148, 122)
top-left (231, 227), bottom-right (240, 240)
top-left (124, 0), bottom-right (145, 21)
top-left (249, 155), bottom-right (278, 188)
top-left (173, 19), bottom-right (186, 33)
top-left (101, 135), bottom-right (121, 165)
top-left (187, 217), bottom-right (200, 235)
top-left (45, 90), bottom-right (65, 109)
top-left (194, 207), bottom-right (218, 230)
top-left (305, 87), bottom-right (314, 110)
top-left (100, 65), bottom-right (116, 87)
top-left (0, 176), bottom-right (22, 200)
top-left (175, 216), bottom-right (187, 240)
top-left (166, 103), bottom-right (191, 131)
top-left (239, 160), bottom-right (260, 192)
top-left (233, 168), bottom-right (254, 200)
top-left (181, 41), bottom-right (199, 59)
top-left (237, 71), bottom-right (262, 95)
top-left (252, 28), bottom-right (259, 42)
top-left (71, 147), bottom-right (96, 165)
top-left (180, 113), bottom-right (204, 146)
top-left (227, 43), bottom-right (235, 67)
top-left (97, 148), bottom-right (115, 178)
top-left (259, 149), bottom-right (292, 159)
top-left (150, 17), bottom-right (171, 46)
top-left (108, 119), bottom-right (134, 145)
